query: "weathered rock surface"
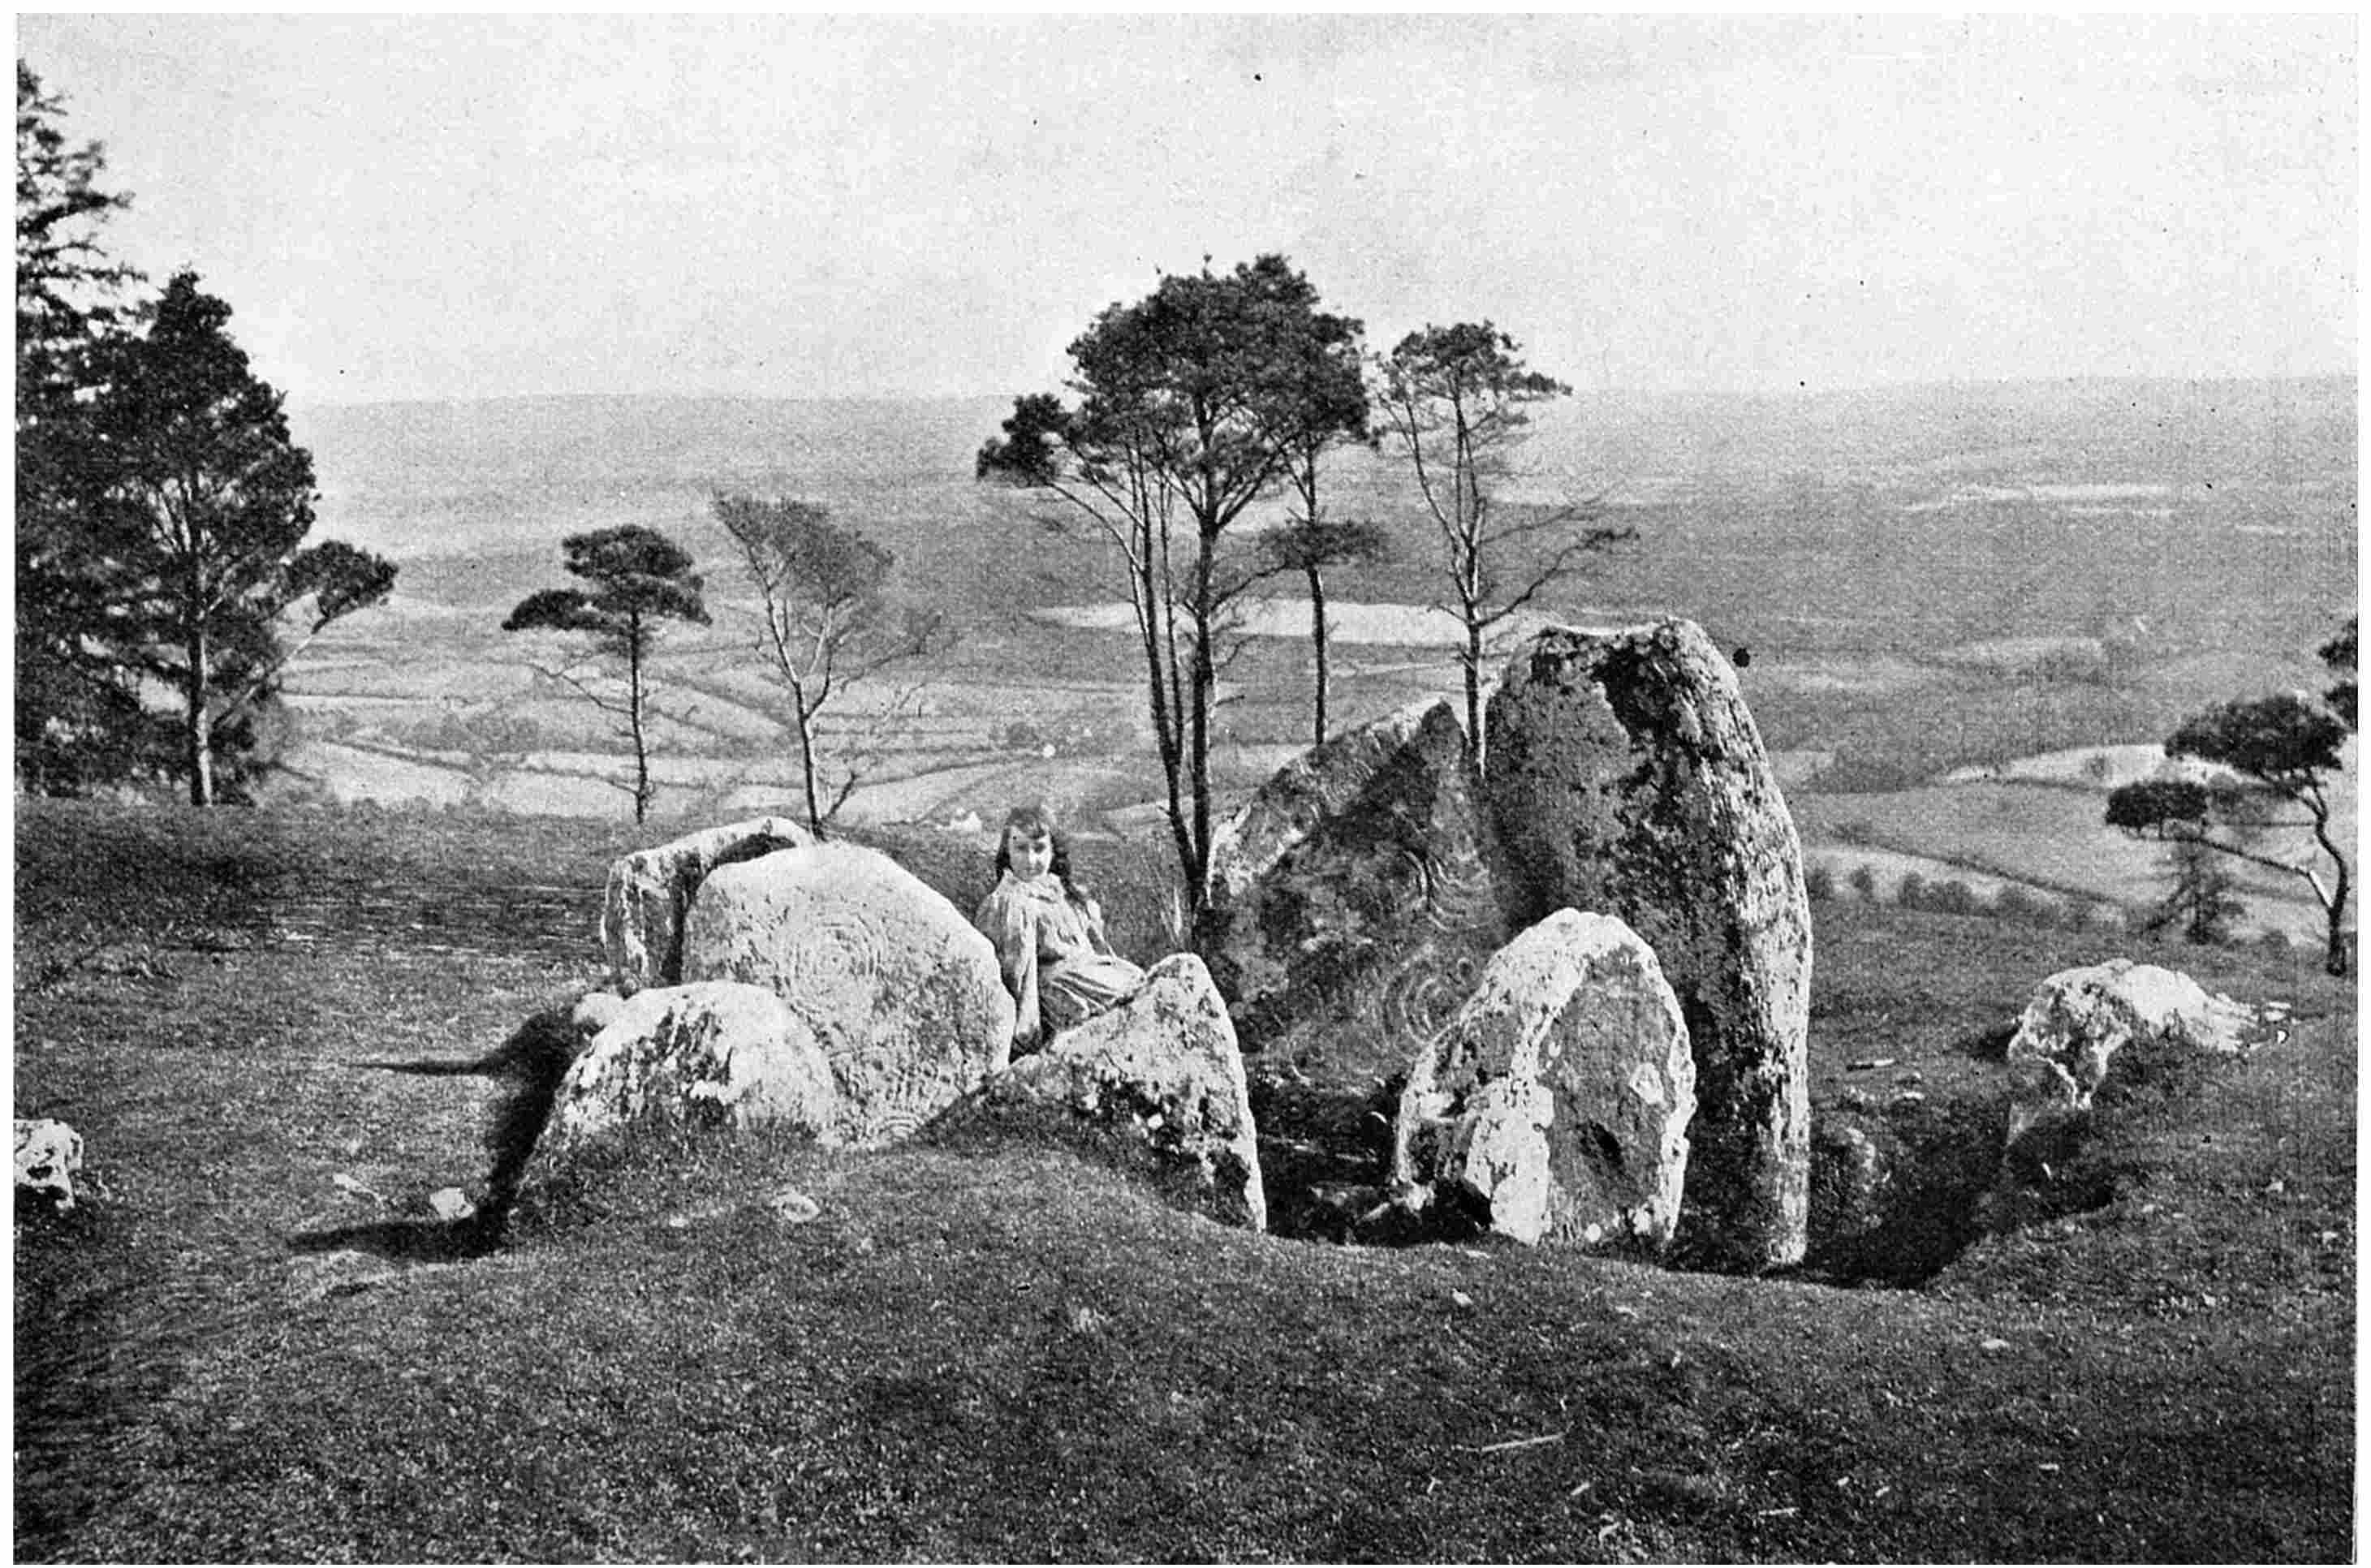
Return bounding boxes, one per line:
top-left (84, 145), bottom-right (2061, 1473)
top-left (2004, 959), bottom-right (2256, 1146)
top-left (1483, 618), bottom-right (1810, 1269)
top-left (14, 1118), bottom-right (84, 1209)
top-left (930, 954), bottom-right (1265, 1230)
top-left (1392, 910), bottom-right (1695, 1248)
top-left (1808, 1118), bottom-right (1895, 1244)
top-left (546, 980), bottom-right (840, 1152)
top-left (682, 842), bottom-right (1015, 1147)
top-left (602, 815), bottom-right (815, 993)
top-left (1196, 697), bottom-right (1500, 1063)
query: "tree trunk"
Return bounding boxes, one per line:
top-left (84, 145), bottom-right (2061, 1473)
top-left (1183, 531), bottom-right (1219, 916)
top-left (627, 619), bottom-right (651, 824)
top-left (2321, 830), bottom-right (2351, 978)
top-left (1306, 562), bottom-right (1329, 751)
top-left (793, 695), bottom-right (825, 838)
top-left (1462, 619), bottom-right (1485, 772)
top-left (186, 620), bottom-right (215, 808)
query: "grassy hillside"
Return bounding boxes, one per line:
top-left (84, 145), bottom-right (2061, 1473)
top-left (14, 800), bottom-right (2352, 1562)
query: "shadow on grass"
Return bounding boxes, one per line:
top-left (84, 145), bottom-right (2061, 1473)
top-left (288, 1214), bottom-right (505, 1263)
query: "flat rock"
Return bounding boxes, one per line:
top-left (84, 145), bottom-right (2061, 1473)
top-left (1196, 698), bottom-right (1499, 1059)
top-left (1393, 910), bottom-right (1695, 1249)
top-left (1483, 618), bottom-right (1811, 1269)
top-left (15, 1118), bottom-right (84, 1209)
top-left (546, 980), bottom-right (840, 1153)
top-left (601, 815), bottom-right (815, 993)
top-left (930, 954), bottom-right (1265, 1230)
top-left (2005, 958), bottom-right (2257, 1146)
top-left (682, 842), bottom-right (1015, 1147)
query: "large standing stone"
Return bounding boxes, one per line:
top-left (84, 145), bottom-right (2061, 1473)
top-left (545, 981), bottom-right (841, 1154)
top-left (1484, 618), bottom-right (1811, 1269)
top-left (930, 955), bottom-right (1265, 1230)
top-left (682, 842), bottom-right (1015, 1148)
top-left (14, 1118), bottom-right (84, 1209)
top-left (602, 816), bottom-right (815, 994)
top-left (2004, 959), bottom-right (2256, 1146)
top-left (1196, 697), bottom-right (1498, 1063)
top-left (1392, 911), bottom-right (1694, 1248)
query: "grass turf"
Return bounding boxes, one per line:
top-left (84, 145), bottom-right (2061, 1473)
top-left (12, 799), bottom-right (2355, 1562)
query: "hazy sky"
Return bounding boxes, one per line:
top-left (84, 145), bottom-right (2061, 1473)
top-left (17, 12), bottom-right (2358, 405)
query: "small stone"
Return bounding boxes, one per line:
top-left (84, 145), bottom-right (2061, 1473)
top-left (1979, 1337), bottom-right (2012, 1354)
top-left (427, 1187), bottom-right (475, 1222)
top-left (1450, 1290), bottom-right (1475, 1310)
top-left (14, 1118), bottom-right (84, 1209)
top-left (767, 1187), bottom-right (821, 1225)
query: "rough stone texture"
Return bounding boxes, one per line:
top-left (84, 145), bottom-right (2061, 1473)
top-left (602, 816), bottom-right (815, 994)
top-left (1392, 910), bottom-right (1695, 1248)
top-left (1196, 697), bottom-right (1500, 1062)
top-left (2004, 959), bottom-right (2256, 1146)
top-left (682, 842), bottom-right (1015, 1148)
top-left (1808, 1118), bottom-right (1894, 1243)
top-left (1484, 618), bottom-right (1811, 1269)
top-left (15, 1118), bottom-right (84, 1208)
top-left (546, 981), bottom-right (840, 1153)
top-left (929, 955), bottom-right (1265, 1231)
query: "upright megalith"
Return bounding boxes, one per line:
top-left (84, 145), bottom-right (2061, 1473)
top-left (1393, 910), bottom-right (1695, 1248)
top-left (1483, 618), bottom-right (1812, 1269)
top-left (602, 815), bottom-right (814, 994)
top-left (1196, 697), bottom-right (1498, 1061)
top-left (681, 842), bottom-right (1015, 1148)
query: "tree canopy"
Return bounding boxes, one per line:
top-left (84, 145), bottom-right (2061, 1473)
top-left (75, 272), bottom-right (394, 803)
top-left (2106, 634), bottom-right (2354, 975)
top-left (1375, 321), bottom-right (1627, 760)
top-left (715, 493), bottom-right (944, 835)
top-left (503, 524), bottom-right (709, 823)
top-left (978, 253), bottom-right (1367, 907)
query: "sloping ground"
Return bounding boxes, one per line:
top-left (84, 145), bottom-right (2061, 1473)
top-left (13, 802), bottom-right (2353, 1562)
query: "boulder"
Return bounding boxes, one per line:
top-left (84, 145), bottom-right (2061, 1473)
top-left (545, 980), bottom-right (840, 1153)
top-left (930, 955), bottom-right (1265, 1230)
top-left (2004, 959), bottom-right (2256, 1146)
top-left (1196, 697), bottom-right (1499, 1064)
top-left (681, 842), bottom-right (1015, 1147)
top-left (1392, 910), bottom-right (1695, 1249)
top-left (14, 1118), bottom-right (84, 1209)
top-left (1484, 618), bottom-right (1810, 1269)
top-left (601, 815), bottom-right (815, 993)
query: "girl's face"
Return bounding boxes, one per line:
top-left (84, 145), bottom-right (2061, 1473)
top-left (1006, 826), bottom-right (1054, 882)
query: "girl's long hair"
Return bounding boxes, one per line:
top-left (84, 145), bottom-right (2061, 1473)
top-left (993, 805), bottom-right (1091, 908)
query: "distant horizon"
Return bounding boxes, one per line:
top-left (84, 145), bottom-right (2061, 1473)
top-left (24, 15), bottom-right (2353, 407)
top-left (287, 369), bottom-right (2362, 415)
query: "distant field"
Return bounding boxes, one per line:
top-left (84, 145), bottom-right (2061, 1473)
top-left (252, 379), bottom-right (2357, 945)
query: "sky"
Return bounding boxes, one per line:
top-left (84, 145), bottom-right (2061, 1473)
top-left (15, 12), bottom-right (2359, 407)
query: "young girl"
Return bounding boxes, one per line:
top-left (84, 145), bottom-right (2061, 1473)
top-left (972, 806), bottom-right (1145, 1052)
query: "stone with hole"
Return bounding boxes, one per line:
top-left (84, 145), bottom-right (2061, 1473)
top-left (14, 1118), bottom-right (84, 1210)
top-left (1484, 618), bottom-right (1810, 1269)
top-left (930, 955), bottom-right (1265, 1230)
top-left (681, 842), bottom-right (1014, 1147)
top-left (601, 815), bottom-right (815, 993)
top-left (1392, 910), bottom-right (1694, 1249)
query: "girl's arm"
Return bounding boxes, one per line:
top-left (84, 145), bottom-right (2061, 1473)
top-left (978, 887), bottom-right (1043, 1048)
